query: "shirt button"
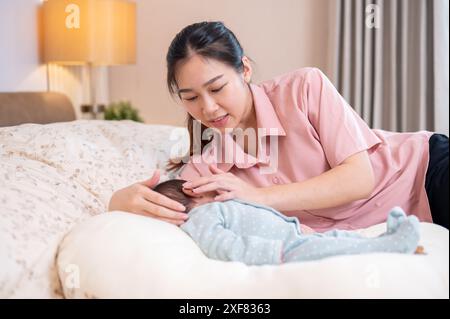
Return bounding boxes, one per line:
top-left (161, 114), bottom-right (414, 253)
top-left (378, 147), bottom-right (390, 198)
top-left (272, 176), bottom-right (280, 184)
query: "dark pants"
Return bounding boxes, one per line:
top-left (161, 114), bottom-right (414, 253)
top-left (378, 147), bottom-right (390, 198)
top-left (425, 133), bottom-right (449, 229)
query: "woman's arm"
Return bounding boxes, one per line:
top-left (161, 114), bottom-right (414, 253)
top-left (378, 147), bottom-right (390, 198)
top-left (260, 150), bottom-right (375, 214)
top-left (184, 150), bottom-right (375, 217)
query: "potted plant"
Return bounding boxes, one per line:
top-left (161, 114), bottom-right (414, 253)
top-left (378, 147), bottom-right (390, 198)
top-left (103, 101), bottom-right (144, 122)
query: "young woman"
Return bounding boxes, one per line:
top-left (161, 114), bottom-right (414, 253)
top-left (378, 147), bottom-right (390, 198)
top-left (108, 21), bottom-right (449, 231)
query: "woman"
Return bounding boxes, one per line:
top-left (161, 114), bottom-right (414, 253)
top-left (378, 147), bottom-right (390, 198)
top-left (108, 21), bottom-right (449, 231)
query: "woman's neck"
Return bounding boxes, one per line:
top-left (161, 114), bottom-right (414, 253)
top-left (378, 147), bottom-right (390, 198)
top-left (233, 83), bottom-right (258, 156)
top-left (237, 83), bottom-right (257, 132)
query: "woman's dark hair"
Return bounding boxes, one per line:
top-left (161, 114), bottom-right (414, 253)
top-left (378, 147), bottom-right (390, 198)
top-left (165, 21), bottom-right (252, 172)
top-left (153, 179), bottom-right (195, 213)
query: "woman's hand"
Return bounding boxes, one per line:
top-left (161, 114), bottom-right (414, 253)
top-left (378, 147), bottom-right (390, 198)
top-left (108, 170), bottom-right (188, 226)
top-left (182, 165), bottom-right (265, 204)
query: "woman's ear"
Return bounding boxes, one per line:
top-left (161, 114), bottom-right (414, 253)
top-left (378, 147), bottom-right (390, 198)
top-left (241, 56), bottom-right (252, 83)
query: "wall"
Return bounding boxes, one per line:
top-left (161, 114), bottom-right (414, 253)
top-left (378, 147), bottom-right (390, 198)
top-left (0, 0), bottom-right (47, 92)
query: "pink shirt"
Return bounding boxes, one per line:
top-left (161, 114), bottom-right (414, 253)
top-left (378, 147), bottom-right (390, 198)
top-left (180, 67), bottom-right (434, 232)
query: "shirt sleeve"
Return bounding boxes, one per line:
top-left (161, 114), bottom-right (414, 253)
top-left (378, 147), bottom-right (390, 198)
top-left (301, 68), bottom-right (382, 168)
top-left (181, 206), bottom-right (284, 265)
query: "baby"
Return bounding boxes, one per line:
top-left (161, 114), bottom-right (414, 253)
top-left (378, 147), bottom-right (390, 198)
top-left (153, 179), bottom-right (423, 265)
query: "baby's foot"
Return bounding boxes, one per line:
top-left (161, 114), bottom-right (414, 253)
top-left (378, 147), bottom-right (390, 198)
top-left (388, 215), bottom-right (421, 253)
top-left (385, 207), bottom-right (408, 234)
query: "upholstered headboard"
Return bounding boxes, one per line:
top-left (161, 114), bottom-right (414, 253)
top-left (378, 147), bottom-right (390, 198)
top-left (0, 92), bottom-right (76, 127)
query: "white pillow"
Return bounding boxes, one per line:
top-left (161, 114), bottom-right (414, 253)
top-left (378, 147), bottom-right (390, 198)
top-left (56, 211), bottom-right (449, 298)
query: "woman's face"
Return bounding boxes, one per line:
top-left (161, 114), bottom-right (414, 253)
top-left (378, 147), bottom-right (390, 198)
top-left (175, 54), bottom-right (254, 133)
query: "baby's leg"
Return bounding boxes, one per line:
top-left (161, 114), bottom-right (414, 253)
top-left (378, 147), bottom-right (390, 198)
top-left (283, 215), bottom-right (420, 262)
top-left (320, 206), bottom-right (411, 239)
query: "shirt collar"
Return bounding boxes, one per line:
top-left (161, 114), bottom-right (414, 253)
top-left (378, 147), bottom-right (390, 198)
top-left (249, 83), bottom-right (286, 137)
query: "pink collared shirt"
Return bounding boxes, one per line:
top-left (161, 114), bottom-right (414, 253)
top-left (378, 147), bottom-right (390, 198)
top-left (180, 67), bottom-right (434, 232)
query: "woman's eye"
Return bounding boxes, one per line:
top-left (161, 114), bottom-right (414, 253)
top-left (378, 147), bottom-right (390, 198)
top-left (184, 83), bottom-right (227, 101)
top-left (211, 83), bottom-right (227, 93)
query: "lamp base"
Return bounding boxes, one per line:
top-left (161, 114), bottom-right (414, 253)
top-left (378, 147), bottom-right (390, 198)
top-left (81, 104), bottom-right (105, 120)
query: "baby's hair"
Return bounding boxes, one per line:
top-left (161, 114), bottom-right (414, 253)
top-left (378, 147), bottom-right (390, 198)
top-left (153, 179), bottom-right (195, 213)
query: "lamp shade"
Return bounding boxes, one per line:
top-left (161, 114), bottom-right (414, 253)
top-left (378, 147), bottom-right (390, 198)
top-left (42, 0), bottom-right (136, 65)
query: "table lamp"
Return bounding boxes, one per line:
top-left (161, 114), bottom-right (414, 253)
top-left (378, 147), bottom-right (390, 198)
top-left (41, 0), bottom-right (136, 118)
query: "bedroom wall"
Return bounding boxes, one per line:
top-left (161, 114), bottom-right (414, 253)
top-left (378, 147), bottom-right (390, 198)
top-left (108, 0), bottom-right (333, 126)
top-left (0, 0), bottom-right (47, 92)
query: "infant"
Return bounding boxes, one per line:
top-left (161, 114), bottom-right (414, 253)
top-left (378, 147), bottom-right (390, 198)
top-left (153, 179), bottom-right (423, 265)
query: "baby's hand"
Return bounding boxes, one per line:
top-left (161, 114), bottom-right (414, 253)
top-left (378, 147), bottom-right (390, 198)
top-left (300, 224), bottom-right (315, 234)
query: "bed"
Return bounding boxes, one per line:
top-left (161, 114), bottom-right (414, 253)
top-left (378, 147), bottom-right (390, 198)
top-left (0, 92), bottom-right (448, 298)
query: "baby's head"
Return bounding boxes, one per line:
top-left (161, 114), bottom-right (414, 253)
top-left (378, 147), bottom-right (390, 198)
top-left (153, 179), bottom-right (216, 213)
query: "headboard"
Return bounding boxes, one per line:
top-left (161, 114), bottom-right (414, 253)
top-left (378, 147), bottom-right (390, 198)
top-left (0, 92), bottom-right (76, 127)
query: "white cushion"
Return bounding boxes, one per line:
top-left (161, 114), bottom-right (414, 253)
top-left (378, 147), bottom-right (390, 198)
top-left (57, 211), bottom-right (449, 298)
